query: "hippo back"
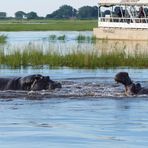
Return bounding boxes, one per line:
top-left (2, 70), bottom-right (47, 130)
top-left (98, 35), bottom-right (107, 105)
top-left (0, 77), bottom-right (21, 90)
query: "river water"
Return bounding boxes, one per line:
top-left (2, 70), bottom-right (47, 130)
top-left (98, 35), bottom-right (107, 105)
top-left (0, 31), bottom-right (148, 148)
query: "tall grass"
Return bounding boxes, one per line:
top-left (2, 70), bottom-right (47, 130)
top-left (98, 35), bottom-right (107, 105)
top-left (49, 34), bottom-right (66, 41)
top-left (91, 36), bottom-right (96, 43)
top-left (57, 35), bottom-right (66, 40)
top-left (1, 45), bottom-right (148, 68)
top-left (49, 34), bottom-right (57, 41)
top-left (0, 34), bottom-right (7, 43)
top-left (48, 34), bottom-right (95, 43)
top-left (76, 35), bottom-right (86, 41)
top-left (76, 35), bottom-right (96, 43)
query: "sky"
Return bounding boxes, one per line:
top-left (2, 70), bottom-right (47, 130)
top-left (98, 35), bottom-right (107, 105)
top-left (1, 0), bottom-right (98, 17)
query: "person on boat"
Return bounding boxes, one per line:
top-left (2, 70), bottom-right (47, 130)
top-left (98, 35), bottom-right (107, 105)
top-left (114, 7), bottom-right (123, 22)
top-left (138, 6), bottom-right (145, 22)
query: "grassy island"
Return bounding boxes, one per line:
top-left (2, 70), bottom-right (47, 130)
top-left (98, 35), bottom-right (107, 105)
top-left (0, 19), bottom-right (97, 31)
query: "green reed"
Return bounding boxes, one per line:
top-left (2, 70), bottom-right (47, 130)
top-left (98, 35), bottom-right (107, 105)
top-left (91, 36), bottom-right (96, 43)
top-left (49, 34), bottom-right (96, 43)
top-left (49, 34), bottom-right (66, 41)
top-left (57, 35), bottom-right (66, 40)
top-left (76, 35), bottom-right (86, 41)
top-left (76, 35), bottom-right (96, 43)
top-left (49, 34), bottom-right (57, 40)
top-left (0, 45), bottom-right (148, 68)
top-left (0, 34), bottom-right (7, 43)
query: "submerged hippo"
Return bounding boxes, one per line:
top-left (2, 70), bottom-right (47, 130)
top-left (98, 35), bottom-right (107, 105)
top-left (0, 74), bottom-right (61, 91)
top-left (114, 72), bottom-right (148, 95)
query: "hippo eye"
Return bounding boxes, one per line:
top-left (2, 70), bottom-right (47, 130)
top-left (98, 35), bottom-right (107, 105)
top-left (41, 76), bottom-right (43, 79)
top-left (34, 76), bottom-right (43, 80)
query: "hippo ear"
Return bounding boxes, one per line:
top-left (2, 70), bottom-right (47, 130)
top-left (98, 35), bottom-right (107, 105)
top-left (45, 76), bottom-right (50, 81)
top-left (125, 73), bottom-right (129, 77)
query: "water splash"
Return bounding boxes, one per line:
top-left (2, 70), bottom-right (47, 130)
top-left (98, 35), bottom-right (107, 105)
top-left (0, 80), bottom-right (130, 99)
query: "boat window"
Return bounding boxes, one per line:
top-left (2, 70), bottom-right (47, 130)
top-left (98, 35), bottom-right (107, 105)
top-left (99, 5), bottom-right (148, 24)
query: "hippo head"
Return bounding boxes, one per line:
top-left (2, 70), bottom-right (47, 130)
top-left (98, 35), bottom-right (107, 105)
top-left (20, 74), bottom-right (43, 90)
top-left (20, 74), bottom-right (61, 91)
top-left (30, 75), bottom-right (62, 91)
top-left (114, 72), bottom-right (132, 86)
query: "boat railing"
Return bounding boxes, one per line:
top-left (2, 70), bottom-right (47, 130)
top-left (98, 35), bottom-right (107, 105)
top-left (99, 17), bottom-right (148, 23)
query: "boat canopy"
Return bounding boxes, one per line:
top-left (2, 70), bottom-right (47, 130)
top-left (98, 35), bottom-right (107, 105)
top-left (99, 0), bottom-right (148, 6)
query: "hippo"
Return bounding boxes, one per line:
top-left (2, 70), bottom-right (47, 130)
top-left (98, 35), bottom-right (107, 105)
top-left (0, 74), bottom-right (61, 91)
top-left (114, 72), bottom-right (148, 95)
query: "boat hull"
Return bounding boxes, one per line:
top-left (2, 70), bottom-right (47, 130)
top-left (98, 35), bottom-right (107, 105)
top-left (93, 27), bottom-right (148, 41)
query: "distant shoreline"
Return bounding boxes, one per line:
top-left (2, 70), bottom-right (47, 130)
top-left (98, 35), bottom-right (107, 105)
top-left (0, 19), bottom-right (97, 31)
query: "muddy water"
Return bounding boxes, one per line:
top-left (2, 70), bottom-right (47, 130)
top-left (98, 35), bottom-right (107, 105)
top-left (0, 68), bottom-right (148, 148)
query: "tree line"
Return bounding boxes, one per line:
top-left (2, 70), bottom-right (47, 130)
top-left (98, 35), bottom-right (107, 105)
top-left (0, 5), bottom-right (98, 20)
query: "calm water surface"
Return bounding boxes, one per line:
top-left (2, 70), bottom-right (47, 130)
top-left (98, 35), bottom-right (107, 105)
top-left (0, 68), bottom-right (148, 148)
top-left (1, 31), bottom-right (96, 55)
top-left (0, 97), bottom-right (148, 148)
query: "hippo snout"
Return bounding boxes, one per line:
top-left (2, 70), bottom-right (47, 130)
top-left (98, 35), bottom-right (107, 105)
top-left (48, 82), bottom-right (62, 90)
top-left (114, 75), bottom-right (119, 83)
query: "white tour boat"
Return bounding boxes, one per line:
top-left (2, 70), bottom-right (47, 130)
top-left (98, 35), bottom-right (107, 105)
top-left (93, 0), bottom-right (148, 40)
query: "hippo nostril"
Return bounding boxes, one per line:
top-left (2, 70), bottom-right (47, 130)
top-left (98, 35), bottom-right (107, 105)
top-left (48, 84), bottom-right (55, 90)
top-left (56, 83), bottom-right (62, 88)
top-left (114, 77), bottom-right (118, 82)
top-left (48, 82), bottom-right (62, 90)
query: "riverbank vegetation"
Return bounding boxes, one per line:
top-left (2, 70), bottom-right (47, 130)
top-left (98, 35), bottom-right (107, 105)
top-left (0, 45), bottom-right (148, 68)
top-left (0, 34), bottom-right (7, 43)
top-left (76, 35), bottom-right (96, 43)
top-left (0, 19), bottom-right (97, 31)
top-left (48, 34), bottom-right (96, 42)
top-left (0, 4), bottom-right (98, 31)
